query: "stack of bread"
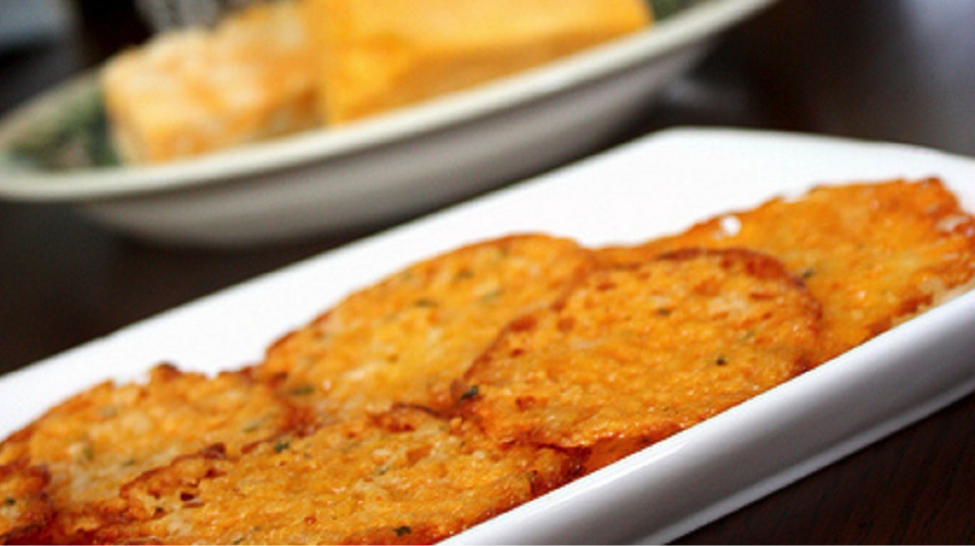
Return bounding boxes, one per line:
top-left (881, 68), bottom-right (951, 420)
top-left (100, 0), bottom-right (653, 164)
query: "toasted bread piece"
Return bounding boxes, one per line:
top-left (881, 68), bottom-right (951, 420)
top-left (256, 234), bottom-right (594, 417)
top-left (461, 249), bottom-right (821, 470)
top-left (0, 365), bottom-right (307, 542)
top-left (598, 178), bottom-right (975, 363)
top-left (96, 406), bottom-right (579, 545)
top-left (0, 461), bottom-right (51, 544)
top-left (305, 0), bottom-right (651, 123)
top-left (101, 0), bottom-right (316, 163)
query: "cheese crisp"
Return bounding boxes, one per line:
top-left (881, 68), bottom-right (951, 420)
top-left (598, 178), bottom-right (975, 363)
top-left (0, 366), bottom-right (307, 543)
top-left (101, 0), bottom-right (316, 164)
top-left (461, 249), bottom-right (822, 470)
top-left (92, 407), bottom-right (578, 545)
top-left (0, 461), bottom-right (50, 544)
top-left (305, 0), bottom-right (652, 123)
top-left (256, 234), bottom-right (595, 418)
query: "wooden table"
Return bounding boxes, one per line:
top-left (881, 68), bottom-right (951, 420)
top-left (1, 0), bottom-right (973, 543)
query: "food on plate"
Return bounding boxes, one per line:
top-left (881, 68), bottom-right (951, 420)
top-left (459, 248), bottom-right (821, 470)
top-left (1, 178), bottom-right (974, 544)
top-left (100, 0), bottom-right (316, 164)
top-left (305, 0), bottom-right (652, 124)
top-left (0, 366), bottom-right (308, 543)
top-left (0, 461), bottom-right (50, 543)
top-left (255, 234), bottom-right (595, 419)
top-left (99, 0), bottom-right (652, 164)
top-left (598, 178), bottom-right (975, 363)
top-left (92, 406), bottom-right (579, 545)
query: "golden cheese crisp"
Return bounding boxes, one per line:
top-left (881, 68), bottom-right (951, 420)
top-left (256, 234), bottom-right (594, 418)
top-left (94, 406), bottom-right (580, 545)
top-left (0, 365), bottom-right (307, 543)
top-left (0, 461), bottom-right (51, 544)
top-left (101, 0), bottom-right (316, 163)
top-left (305, 0), bottom-right (652, 123)
top-left (598, 178), bottom-right (975, 364)
top-left (461, 249), bottom-right (822, 470)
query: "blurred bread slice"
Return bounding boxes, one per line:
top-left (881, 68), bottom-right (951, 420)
top-left (101, 0), bottom-right (316, 164)
top-left (306, 0), bottom-right (652, 124)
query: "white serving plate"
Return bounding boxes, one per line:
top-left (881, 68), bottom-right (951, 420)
top-left (2, 128), bottom-right (975, 543)
top-left (0, 0), bottom-right (776, 247)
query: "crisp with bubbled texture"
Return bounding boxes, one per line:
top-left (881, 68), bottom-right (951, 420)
top-left (461, 249), bottom-right (821, 470)
top-left (255, 234), bottom-right (595, 418)
top-left (0, 365), bottom-right (306, 543)
top-left (598, 178), bottom-right (975, 363)
top-left (93, 406), bottom-right (579, 545)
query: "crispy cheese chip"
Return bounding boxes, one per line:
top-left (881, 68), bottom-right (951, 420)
top-left (0, 460), bottom-right (51, 544)
top-left (461, 249), bottom-right (821, 470)
top-left (95, 407), bottom-right (579, 545)
top-left (0, 365), bottom-right (306, 542)
top-left (256, 234), bottom-right (594, 417)
top-left (598, 178), bottom-right (975, 363)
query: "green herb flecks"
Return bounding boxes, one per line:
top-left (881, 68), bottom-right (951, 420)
top-left (288, 384), bottom-right (315, 396)
top-left (460, 385), bottom-right (480, 401)
top-left (479, 289), bottom-right (503, 303)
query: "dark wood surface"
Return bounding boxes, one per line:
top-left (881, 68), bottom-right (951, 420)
top-left (1, 0), bottom-right (973, 543)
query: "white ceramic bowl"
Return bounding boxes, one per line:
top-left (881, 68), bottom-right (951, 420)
top-left (0, 0), bottom-right (777, 247)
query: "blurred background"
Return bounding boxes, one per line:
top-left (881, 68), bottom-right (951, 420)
top-left (1, 0), bottom-right (973, 543)
top-left (3, 1), bottom-right (974, 153)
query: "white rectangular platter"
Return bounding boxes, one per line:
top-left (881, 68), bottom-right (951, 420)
top-left (3, 127), bottom-right (975, 543)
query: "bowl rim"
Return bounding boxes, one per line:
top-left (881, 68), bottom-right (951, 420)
top-left (0, 0), bottom-right (777, 201)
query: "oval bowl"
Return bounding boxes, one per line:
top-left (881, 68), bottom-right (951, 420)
top-left (0, 0), bottom-right (776, 247)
